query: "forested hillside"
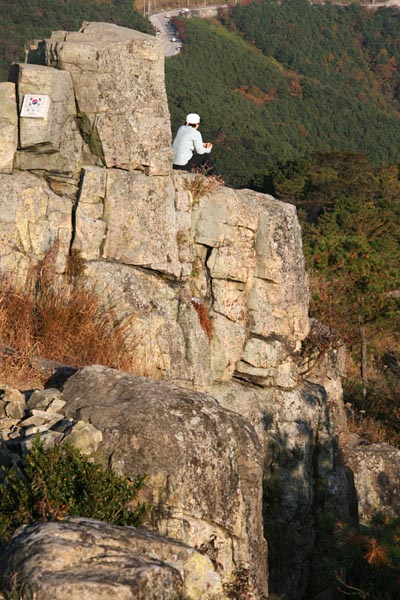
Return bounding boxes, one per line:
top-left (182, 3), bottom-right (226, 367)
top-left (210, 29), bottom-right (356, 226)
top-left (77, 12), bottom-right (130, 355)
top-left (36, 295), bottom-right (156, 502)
top-left (0, 0), bottom-right (152, 81)
top-left (166, 1), bottom-right (400, 189)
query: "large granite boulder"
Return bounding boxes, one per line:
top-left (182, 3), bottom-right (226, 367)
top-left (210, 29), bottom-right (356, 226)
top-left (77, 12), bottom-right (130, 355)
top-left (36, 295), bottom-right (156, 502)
top-left (73, 167), bottom-right (180, 276)
top-left (340, 434), bottom-right (400, 523)
top-left (45, 22), bottom-right (172, 175)
top-left (208, 363), bottom-right (357, 600)
top-left (192, 183), bottom-right (309, 387)
top-left (71, 169), bottom-right (310, 390)
top-left (0, 518), bottom-right (223, 599)
top-left (210, 380), bottom-right (321, 598)
top-left (61, 365), bottom-right (268, 597)
top-left (75, 260), bottom-right (211, 386)
top-left (10, 63), bottom-right (83, 187)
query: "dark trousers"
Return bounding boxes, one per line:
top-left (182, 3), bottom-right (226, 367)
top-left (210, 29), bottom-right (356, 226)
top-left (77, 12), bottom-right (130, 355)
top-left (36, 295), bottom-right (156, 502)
top-left (173, 153), bottom-right (215, 174)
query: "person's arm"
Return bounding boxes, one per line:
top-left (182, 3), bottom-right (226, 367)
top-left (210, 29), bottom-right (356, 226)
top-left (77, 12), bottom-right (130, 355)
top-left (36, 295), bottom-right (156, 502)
top-left (193, 130), bottom-right (212, 155)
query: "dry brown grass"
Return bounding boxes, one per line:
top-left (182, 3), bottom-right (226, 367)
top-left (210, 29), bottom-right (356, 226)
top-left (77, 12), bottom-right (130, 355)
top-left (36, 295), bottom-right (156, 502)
top-left (0, 250), bottom-right (137, 388)
top-left (345, 404), bottom-right (394, 445)
top-left (191, 299), bottom-right (213, 343)
top-left (344, 347), bottom-right (400, 447)
top-left (186, 167), bottom-right (224, 202)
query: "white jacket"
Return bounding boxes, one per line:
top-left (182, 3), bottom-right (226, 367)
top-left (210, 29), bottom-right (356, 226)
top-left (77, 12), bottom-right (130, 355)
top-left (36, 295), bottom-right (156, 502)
top-left (172, 125), bottom-right (211, 166)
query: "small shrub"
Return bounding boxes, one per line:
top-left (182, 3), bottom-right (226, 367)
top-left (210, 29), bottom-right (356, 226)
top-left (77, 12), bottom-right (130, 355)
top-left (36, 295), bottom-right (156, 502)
top-left (299, 318), bottom-right (342, 377)
top-left (191, 298), bottom-right (213, 342)
top-left (0, 437), bottom-right (147, 547)
top-left (224, 565), bottom-right (268, 599)
top-left (307, 511), bottom-right (400, 599)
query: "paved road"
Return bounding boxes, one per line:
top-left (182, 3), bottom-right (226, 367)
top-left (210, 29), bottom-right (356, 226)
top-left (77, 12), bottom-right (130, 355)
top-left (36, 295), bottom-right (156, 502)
top-left (150, 11), bottom-right (182, 57)
top-left (150, 0), bottom-right (400, 58)
top-left (150, 6), bottom-right (228, 57)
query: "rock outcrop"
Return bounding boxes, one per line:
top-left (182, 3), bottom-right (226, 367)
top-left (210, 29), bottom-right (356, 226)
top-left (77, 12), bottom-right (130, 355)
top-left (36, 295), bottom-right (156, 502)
top-left (1, 20), bottom-right (310, 389)
top-left (340, 434), bottom-right (400, 522)
top-left (46, 22), bottom-right (172, 176)
top-left (0, 518), bottom-right (223, 599)
top-left (0, 384), bottom-right (102, 461)
top-left (0, 172), bottom-right (71, 280)
top-left (0, 18), bottom-right (399, 600)
top-left (60, 365), bottom-right (267, 595)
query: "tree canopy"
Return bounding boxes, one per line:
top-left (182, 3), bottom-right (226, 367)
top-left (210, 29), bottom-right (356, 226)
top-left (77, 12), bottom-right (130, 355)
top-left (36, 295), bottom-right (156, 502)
top-left (166, 2), bottom-right (400, 189)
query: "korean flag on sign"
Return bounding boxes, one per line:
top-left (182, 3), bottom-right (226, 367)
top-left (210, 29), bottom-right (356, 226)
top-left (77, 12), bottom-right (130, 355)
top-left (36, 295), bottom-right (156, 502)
top-left (20, 94), bottom-right (50, 119)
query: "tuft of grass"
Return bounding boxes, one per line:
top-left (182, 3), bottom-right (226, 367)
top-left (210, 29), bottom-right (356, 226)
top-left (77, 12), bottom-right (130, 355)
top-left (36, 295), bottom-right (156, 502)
top-left (66, 249), bottom-right (86, 282)
top-left (186, 167), bottom-right (224, 202)
top-left (0, 572), bottom-right (28, 600)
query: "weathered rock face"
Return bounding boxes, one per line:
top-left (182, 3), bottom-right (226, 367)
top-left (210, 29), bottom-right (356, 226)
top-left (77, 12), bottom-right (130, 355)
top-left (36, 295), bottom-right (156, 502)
top-left (46, 22), bottom-right (172, 175)
top-left (0, 83), bottom-right (18, 174)
top-left (61, 365), bottom-right (268, 597)
top-left (0, 518), bottom-right (223, 600)
top-left (0, 172), bottom-right (71, 279)
top-left (208, 380), bottom-right (337, 598)
top-left (190, 183), bottom-right (309, 387)
top-left (0, 21), bottom-right (310, 394)
top-left (340, 435), bottom-right (400, 523)
top-left (74, 167), bottom-right (180, 276)
top-left (71, 167), bottom-right (309, 388)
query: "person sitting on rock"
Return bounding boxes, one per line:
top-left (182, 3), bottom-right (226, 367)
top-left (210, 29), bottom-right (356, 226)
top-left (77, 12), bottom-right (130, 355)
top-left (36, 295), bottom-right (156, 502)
top-left (172, 112), bottom-right (214, 172)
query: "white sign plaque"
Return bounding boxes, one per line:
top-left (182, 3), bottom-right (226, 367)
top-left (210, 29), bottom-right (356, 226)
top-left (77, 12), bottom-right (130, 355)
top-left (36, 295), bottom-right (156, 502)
top-left (20, 94), bottom-right (50, 119)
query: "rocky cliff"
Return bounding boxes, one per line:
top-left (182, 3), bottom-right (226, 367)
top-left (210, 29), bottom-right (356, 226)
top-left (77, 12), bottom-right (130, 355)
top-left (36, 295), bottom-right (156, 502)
top-left (1, 21), bottom-right (400, 600)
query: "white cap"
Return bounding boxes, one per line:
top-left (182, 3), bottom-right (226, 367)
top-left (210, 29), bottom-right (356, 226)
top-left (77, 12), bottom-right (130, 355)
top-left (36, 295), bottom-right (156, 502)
top-left (186, 113), bottom-right (200, 125)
